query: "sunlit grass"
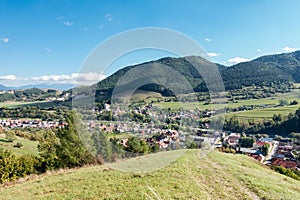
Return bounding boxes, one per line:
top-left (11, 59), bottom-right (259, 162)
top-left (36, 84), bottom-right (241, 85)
top-left (0, 150), bottom-right (299, 200)
top-left (0, 137), bottom-right (38, 156)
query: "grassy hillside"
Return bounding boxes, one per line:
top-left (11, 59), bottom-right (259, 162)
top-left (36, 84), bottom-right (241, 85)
top-left (1, 150), bottom-right (299, 200)
top-left (0, 137), bottom-right (38, 156)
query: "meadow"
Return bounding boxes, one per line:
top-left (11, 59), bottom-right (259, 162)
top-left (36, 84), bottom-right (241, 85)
top-left (0, 136), bottom-right (38, 156)
top-left (0, 150), bottom-right (299, 200)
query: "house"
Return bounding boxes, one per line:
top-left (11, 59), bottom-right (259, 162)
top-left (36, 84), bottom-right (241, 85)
top-left (260, 138), bottom-right (273, 143)
top-left (226, 133), bottom-right (240, 147)
top-left (271, 158), bottom-right (297, 169)
top-left (239, 148), bottom-right (257, 154)
top-left (253, 141), bottom-right (272, 150)
top-left (251, 154), bottom-right (263, 162)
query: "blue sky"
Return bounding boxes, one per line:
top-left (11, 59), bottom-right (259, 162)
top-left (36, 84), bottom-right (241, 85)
top-left (1, 0), bottom-right (300, 87)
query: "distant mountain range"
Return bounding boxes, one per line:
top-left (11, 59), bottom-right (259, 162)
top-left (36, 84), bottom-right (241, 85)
top-left (81, 51), bottom-right (300, 102)
top-left (2, 51), bottom-right (300, 98)
top-left (0, 84), bottom-right (74, 91)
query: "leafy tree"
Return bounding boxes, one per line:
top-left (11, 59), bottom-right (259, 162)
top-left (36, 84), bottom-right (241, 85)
top-left (38, 111), bottom-right (97, 170)
top-left (262, 143), bottom-right (270, 156)
top-left (5, 131), bottom-right (16, 142)
top-left (290, 100), bottom-right (298, 105)
top-left (279, 99), bottom-right (288, 106)
top-left (239, 136), bottom-right (255, 148)
top-left (92, 129), bottom-right (112, 163)
top-left (0, 148), bottom-right (38, 184)
top-left (125, 137), bottom-right (149, 155)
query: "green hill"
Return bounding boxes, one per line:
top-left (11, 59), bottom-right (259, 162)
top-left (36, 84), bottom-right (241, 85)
top-left (1, 150), bottom-right (299, 200)
top-left (75, 51), bottom-right (300, 103)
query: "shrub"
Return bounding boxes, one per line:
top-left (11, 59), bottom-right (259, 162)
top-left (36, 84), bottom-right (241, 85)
top-left (0, 149), bottom-right (39, 184)
top-left (5, 132), bottom-right (16, 142)
top-left (14, 142), bottom-right (23, 148)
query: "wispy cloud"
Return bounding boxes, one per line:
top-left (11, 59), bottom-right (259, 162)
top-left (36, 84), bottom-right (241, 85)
top-left (207, 52), bottom-right (220, 57)
top-left (57, 16), bottom-right (64, 20)
top-left (63, 21), bottom-right (74, 26)
top-left (205, 38), bottom-right (212, 42)
top-left (99, 25), bottom-right (104, 29)
top-left (0, 75), bottom-right (17, 81)
top-left (45, 47), bottom-right (52, 52)
top-left (105, 14), bottom-right (113, 22)
top-left (1, 38), bottom-right (9, 43)
top-left (0, 73), bottom-right (106, 87)
top-left (257, 49), bottom-right (261, 52)
top-left (227, 57), bottom-right (249, 65)
top-left (282, 46), bottom-right (298, 53)
top-left (83, 27), bottom-right (88, 31)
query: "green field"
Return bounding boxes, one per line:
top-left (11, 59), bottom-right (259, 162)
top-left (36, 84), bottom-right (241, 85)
top-left (0, 100), bottom-right (70, 109)
top-left (1, 150), bottom-right (299, 200)
top-left (153, 89), bottom-right (300, 110)
top-left (0, 137), bottom-right (38, 156)
top-left (224, 105), bottom-right (300, 121)
top-left (0, 101), bottom-right (53, 109)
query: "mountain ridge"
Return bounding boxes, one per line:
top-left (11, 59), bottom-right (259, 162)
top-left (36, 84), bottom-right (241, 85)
top-left (89, 51), bottom-right (300, 102)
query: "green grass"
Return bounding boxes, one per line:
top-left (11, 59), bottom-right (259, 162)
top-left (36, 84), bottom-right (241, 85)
top-left (225, 105), bottom-right (300, 121)
top-left (0, 150), bottom-right (299, 199)
top-left (0, 100), bottom-right (68, 109)
top-left (0, 137), bottom-right (38, 156)
top-left (131, 90), bottom-right (162, 102)
top-left (154, 89), bottom-right (300, 111)
top-left (0, 101), bottom-right (52, 109)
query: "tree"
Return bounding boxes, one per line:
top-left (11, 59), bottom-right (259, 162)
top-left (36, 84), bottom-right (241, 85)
top-left (5, 131), bottom-right (16, 142)
top-left (239, 136), bottom-right (255, 148)
top-left (262, 143), bottom-right (270, 156)
top-left (290, 100), bottom-right (298, 105)
top-left (92, 129), bottom-right (112, 163)
top-left (38, 111), bottom-right (97, 170)
top-left (279, 99), bottom-right (288, 106)
top-left (125, 137), bottom-right (149, 155)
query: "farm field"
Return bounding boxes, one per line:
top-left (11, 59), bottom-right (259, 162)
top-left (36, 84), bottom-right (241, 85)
top-left (224, 105), bottom-right (300, 121)
top-left (0, 136), bottom-right (38, 156)
top-left (0, 150), bottom-right (299, 200)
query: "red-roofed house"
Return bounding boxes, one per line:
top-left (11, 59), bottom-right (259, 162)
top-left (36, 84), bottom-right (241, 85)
top-left (271, 158), bottom-right (297, 169)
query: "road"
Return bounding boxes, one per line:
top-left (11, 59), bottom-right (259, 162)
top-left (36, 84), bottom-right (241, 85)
top-left (263, 141), bottom-right (279, 164)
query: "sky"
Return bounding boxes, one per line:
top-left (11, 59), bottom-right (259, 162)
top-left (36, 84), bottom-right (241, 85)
top-left (1, 0), bottom-right (300, 87)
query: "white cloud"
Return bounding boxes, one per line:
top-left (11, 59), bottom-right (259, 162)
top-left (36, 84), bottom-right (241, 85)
top-left (257, 49), bottom-right (261, 52)
top-left (205, 38), bottom-right (212, 42)
top-left (0, 73), bottom-right (107, 87)
top-left (1, 38), bottom-right (9, 43)
top-left (57, 16), bottom-right (64, 20)
top-left (63, 21), bottom-right (74, 26)
top-left (282, 46), bottom-right (298, 53)
top-left (105, 14), bottom-right (113, 22)
top-left (29, 72), bottom-right (106, 85)
top-left (0, 75), bottom-right (17, 80)
top-left (207, 52), bottom-right (220, 57)
top-left (227, 57), bottom-right (250, 65)
top-left (45, 47), bottom-right (52, 52)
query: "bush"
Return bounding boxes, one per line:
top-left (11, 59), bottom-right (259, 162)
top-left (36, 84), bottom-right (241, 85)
top-left (5, 132), bottom-right (16, 142)
top-left (14, 142), bottom-right (23, 148)
top-left (0, 149), bottom-right (39, 184)
top-left (271, 166), bottom-right (300, 180)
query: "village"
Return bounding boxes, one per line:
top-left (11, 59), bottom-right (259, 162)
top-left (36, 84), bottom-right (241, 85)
top-left (89, 102), bottom-right (300, 171)
top-left (0, 99), bottom-right (299, 172)
top-left (0, 118), bottom-right (66, 129)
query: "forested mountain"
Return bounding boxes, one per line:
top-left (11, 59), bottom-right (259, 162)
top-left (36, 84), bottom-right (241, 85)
top-left (0, 84), bottom-right (11, 91)
top-left (0, 88), bottom-right (58, 102)
top-left (78, 51), bottom-right (300, 102)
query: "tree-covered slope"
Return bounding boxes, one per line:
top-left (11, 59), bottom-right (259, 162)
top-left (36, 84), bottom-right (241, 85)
top-left (82, 51), bottom-right (300, 102)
